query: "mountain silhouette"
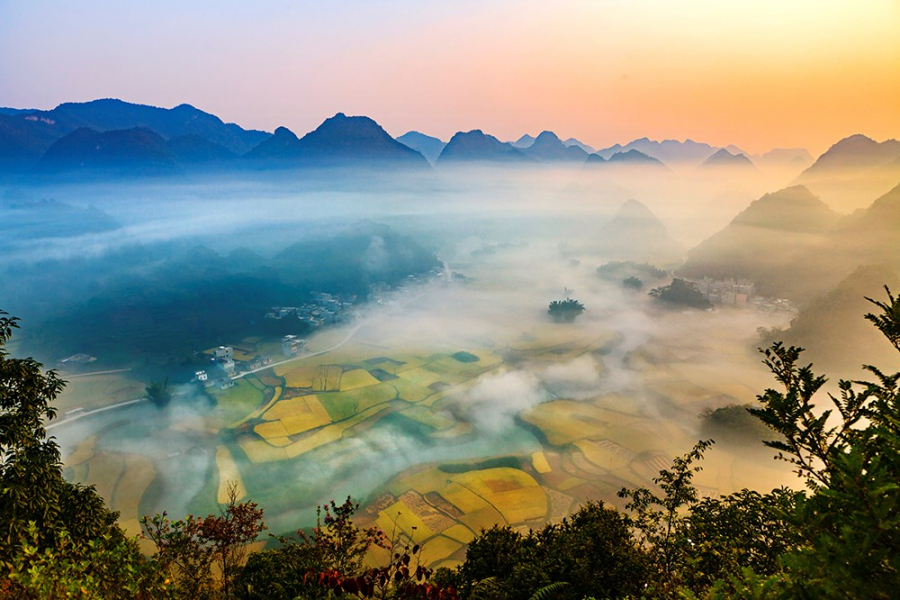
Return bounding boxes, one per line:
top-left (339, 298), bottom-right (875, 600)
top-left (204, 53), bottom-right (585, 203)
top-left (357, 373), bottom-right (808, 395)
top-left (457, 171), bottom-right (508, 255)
top-left (396, 131), bottom-right (446, 164)
top-left (701, 148), bottom-right (758, 170)
top-left (585, 149), bottom-right (667, 169)
top-left (40, 127), bottom-right (181, 174)
top-left (771, 264), bottom-right (900, 376)
top-left (595, 199), bottom-right (683, 262)
top-left (245, 113), bottom-right (429, 167)
top-left (596, 138), bottom-right (718, 164)
top-left (563, 137), bottom-right (596, 154)
top-left (511, 134), bottom-right (536, 148)
top-left (792, 134), bottom-right (900, 211)
top-left (679, 185), bottom-right (840, 296)
top-left (798, 134), bottom-right (900, 177)
top-left (27, 99), bottom-right (268, 154)
top-left (522, 131), bottom-right (588, 162)
top-left (437, 130), bottom-right (533, 163)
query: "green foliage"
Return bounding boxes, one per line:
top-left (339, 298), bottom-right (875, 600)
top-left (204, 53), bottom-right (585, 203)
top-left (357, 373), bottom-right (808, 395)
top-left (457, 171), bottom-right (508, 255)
top-left (0, 310), bottom-right (122, 564)
top-left (739, 288), bottom-right (900, 598)
top-left (141, 485), bottom-right (266, 600)
top-left (548, 299), bottom-right (585, 323)
top-left (618, 442), bottom-right (798, 598)
top-left (457, 501), bottom-right (648, 600)
top-left (528, 581), bottom-right (569, 600)
top-left (648, 278), bottom-right (712, 309)
top-left (622, 276), bottom-right (644, 290)
top-left (3, 522), bottom-right (171, 599)
top-left (235, 496), bottom-right (385, 600)
top-left (618, 441), bottom-right (713, 597)
top-left (145, 378), bottom-right (173, 409)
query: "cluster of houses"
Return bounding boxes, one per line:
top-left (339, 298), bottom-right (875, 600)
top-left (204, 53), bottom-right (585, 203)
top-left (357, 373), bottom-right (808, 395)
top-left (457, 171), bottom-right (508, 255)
top-left (691, 277), bottom-right (797, 314)
top-left (693, 277), bottom-right (756, 305)
top-left (192, 344), bottom-right (277, 389)
top-left (265, 292), bottom-right (356, 329)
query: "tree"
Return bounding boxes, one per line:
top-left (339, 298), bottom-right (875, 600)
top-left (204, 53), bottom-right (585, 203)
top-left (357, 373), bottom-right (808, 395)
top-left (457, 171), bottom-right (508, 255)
top-left (145, 378), bottom-right (172, 409)
top-left (0, 310), bottom-right (122, 564)
top-left (618, 441), bottom-right (713, 597)
top-left (649, 278), bottom-right (712, 309)
top-left (622, 276), bottom-right (644, 290)
top-left (142, 484), bottom-right (266, 600)
top-left (4, 522), bottom-right (172, 599)
top-left (547, 299), bottom-right (585, 323)
top-left (456, 502), bottom-right (648, 600)
top-left (236, 496), bottom-right (385, 600)
top-left (618, 442), bottom-right (798, 599)
top-left (738, 286), bottom-right (900, 598)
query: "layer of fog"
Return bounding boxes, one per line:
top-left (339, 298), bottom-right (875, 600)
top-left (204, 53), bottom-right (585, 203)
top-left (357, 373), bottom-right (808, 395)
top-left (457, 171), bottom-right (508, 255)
top-left (6, 164), bottom-right (806, 530)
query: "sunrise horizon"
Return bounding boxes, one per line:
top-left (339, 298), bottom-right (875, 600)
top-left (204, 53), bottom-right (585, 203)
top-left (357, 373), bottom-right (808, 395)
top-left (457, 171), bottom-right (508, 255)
top-left (3, 1), bottom-right (899, 157)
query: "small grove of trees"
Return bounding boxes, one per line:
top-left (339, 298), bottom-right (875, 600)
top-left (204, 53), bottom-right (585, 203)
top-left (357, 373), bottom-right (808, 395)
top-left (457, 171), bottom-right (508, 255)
top-left (444, 501), bottom-right (648, 600)
top-left (145, 378), bottom-right (173, 409)
top-left (622, 276), bottom-right (643, 290)
top-left (548, 299), bottom-right (585, 323)
top-left (700, 404), bottom-right (774, 447)
top-left (648, 278), bottom-right (712, 309)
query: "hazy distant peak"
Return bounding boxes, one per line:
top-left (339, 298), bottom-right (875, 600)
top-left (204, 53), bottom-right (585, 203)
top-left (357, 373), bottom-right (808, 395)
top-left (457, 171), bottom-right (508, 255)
top-left (511, 134), bottom-right (536, 148)
top-left (438, 129), bottom-right (533, 163)
top-left (535, 130), bottom-right (561, 142)
top-left (596, 137), bottom-right (717, 164)
top-left (563, 137), bottom-right (596, 154)
top-left (702, 148), bottom-right (757, 169)
top-left (522, 130), bottom-right (588, 162)
top-left (608, 149), bottom-right (666, 166)
top-left (797, 133), bottom-right (900, 179)
top-left (731, 185), bottom-right (838, 232)
top-left (396, 131), bottom-right (446, 164)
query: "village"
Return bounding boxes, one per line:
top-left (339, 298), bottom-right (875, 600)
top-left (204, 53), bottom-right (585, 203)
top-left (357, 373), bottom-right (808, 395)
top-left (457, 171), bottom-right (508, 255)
top-left (691, 276), bottom-right (797, 314)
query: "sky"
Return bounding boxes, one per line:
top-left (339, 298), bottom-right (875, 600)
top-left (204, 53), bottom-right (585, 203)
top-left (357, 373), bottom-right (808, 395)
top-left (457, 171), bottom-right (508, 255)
top-left (1, 0), bottom-right (899, 155)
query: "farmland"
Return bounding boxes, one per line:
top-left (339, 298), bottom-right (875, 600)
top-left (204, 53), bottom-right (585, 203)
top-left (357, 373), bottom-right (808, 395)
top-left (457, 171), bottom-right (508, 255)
top-left (52, 267), bottom-right (796, 557)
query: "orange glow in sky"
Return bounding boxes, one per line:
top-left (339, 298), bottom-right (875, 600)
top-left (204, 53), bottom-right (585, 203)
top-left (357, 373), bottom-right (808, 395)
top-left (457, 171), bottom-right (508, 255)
top-left (1, 0), bottom-right (898, 155)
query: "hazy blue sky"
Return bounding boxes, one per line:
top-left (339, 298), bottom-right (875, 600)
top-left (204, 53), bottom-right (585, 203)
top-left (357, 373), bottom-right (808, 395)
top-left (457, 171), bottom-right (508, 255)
top-left (2, 1), bottom-right (899, 153)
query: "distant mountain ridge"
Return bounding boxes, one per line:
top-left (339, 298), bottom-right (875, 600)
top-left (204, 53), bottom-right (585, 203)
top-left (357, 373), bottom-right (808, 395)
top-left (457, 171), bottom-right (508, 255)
top-left (396, 131), bottom-right (446, 164)
top-left (437, 130), bottom-right (533, 163)
top-left (244, 113), bottom-right (429, 167)
top-left (40, 127), bottom-right (181, 174)
top-left (596, 137), bottom-right (719, 164)
top-left (585, 149), bottom-right (667, 169)
top-left (19, 99), bottom-right (269, 154)
top-left (522, 131), bottom-right (588, 162)
top-left (798, 134), bottom-right (900, 177)
top-left (679, 183), bottom-right (900, 299)
top-left (792, 134), bottom-right (900, 211)
top-left (701, 148), bottom-right (758, 170)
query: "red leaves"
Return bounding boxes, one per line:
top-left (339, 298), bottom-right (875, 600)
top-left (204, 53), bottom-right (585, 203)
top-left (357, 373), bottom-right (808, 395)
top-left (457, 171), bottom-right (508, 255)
top-left (306, 544), bottom-right (459, 599)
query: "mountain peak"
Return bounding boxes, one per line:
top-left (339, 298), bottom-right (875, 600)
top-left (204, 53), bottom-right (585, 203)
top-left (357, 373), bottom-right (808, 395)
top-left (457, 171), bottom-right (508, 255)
top-left (535, 131), bottom-right (561, 143)
top-left (272, 126), bottom-right (298, 139)
top-left (522, 130), bottom-right (587, 163)
top-left (247, 114), bottom-right (428, 166)
top-left (702, 148), bottom-right (756, 169)
top-left (438, 130), bottom-right (532, 163)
